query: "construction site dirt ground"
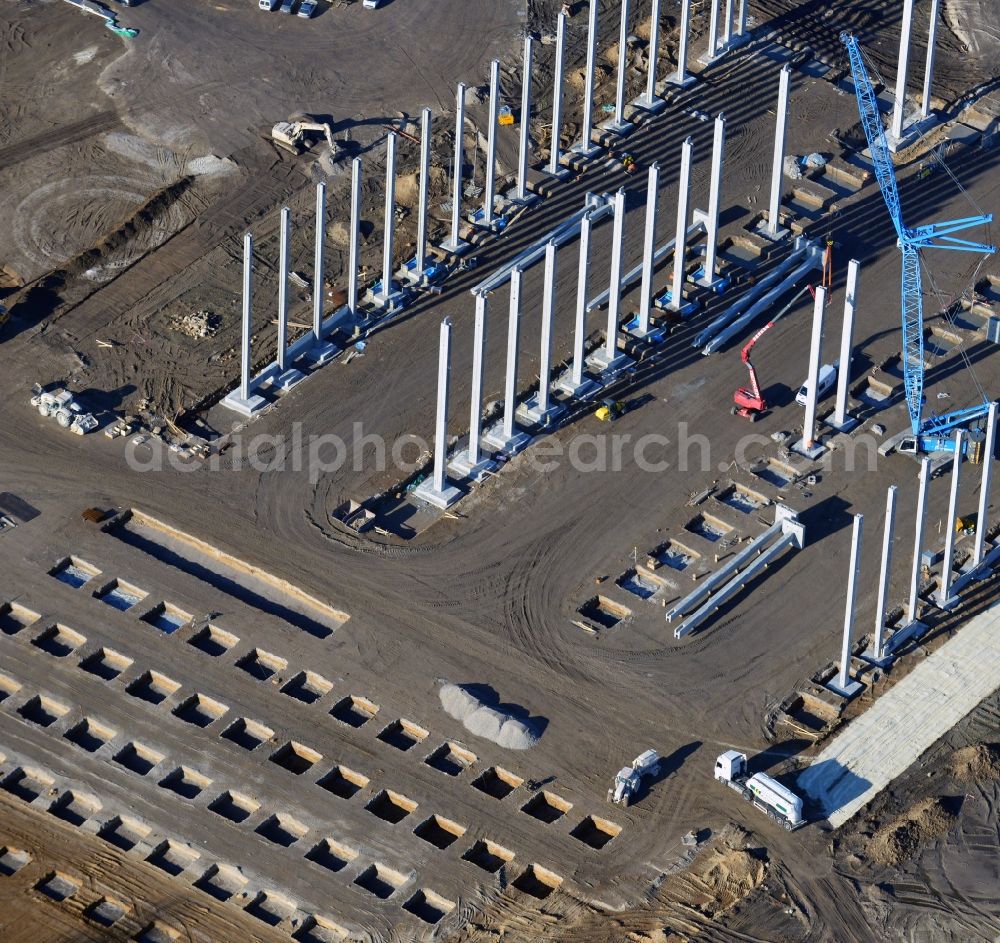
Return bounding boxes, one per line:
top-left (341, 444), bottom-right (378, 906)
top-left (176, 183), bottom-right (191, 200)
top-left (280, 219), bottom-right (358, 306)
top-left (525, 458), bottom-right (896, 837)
top-left (1, 0), bottom-right (1000, 940)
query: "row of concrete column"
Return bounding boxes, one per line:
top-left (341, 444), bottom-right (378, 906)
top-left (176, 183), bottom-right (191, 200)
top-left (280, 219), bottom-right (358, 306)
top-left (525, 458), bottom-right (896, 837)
top-left (890, 0), bottom-right (942, 149)
top-left (831, 402), bottom-right (998, 694)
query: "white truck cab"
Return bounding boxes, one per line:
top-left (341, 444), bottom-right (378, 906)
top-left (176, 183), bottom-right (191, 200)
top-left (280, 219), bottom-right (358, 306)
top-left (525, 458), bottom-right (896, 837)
top-left (259, 0), bottom-right (279, 9)
top-left (715, 749), bottom-right (746, 782)
top-left (796, 363), bottom-right (837, 406)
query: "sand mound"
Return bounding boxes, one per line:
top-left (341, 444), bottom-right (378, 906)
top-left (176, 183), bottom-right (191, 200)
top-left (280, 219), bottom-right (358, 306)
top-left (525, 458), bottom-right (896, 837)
top-left (439, 683), bottom-right (541, 750)
top-left (868, 797), bottom-right (959, 867)
top-left (950, 743), bottom-right (1000, 782)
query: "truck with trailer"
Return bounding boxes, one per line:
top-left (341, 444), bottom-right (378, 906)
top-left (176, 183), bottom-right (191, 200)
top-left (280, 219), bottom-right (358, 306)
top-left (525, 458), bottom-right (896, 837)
top-left (608, 749), bottom-right (662, 806)
top-left (714, 750), bottom-right (804, 830)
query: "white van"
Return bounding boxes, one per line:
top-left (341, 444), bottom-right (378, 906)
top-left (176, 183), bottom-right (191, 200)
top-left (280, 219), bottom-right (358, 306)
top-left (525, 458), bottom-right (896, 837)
top-left (796, 363), bottom-right (837, 406)
top-left (259, 0), bottom-right (279, 10)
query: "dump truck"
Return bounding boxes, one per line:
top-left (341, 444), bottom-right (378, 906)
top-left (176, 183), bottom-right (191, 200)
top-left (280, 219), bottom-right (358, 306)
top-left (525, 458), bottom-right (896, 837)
top-left (608, 749), bottom-right (661, 806)
top-left (714, 751), bottom-right (804, 830)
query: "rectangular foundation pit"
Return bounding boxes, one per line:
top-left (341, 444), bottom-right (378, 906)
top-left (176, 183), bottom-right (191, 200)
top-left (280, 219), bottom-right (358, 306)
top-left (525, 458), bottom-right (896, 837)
top-left (255, 813), bottom-right (308, 847)
top-left (245, 890), bottom-right (297, 927)
top-left (472, 766), bottom-right (524, 800)
top-left (48, 789), bottom-right (101, 826)
top-left (79, 646), bottom-right (133, 681)
top-left (173, 693), bottom-right (228, 728)
top-left (414, 814), bottom-right (466, 850)
top-left (305, 837), bottom-right (357, 873)
top-left (615, 568), bottom-right (660, 599)
top-left (570, 814), bottom-right (622, 850)
top-left (126, 670), bottom-right (180, 705)
top-left (925, 326), bottom-right (962, 357)
top-left (365, 788), bottom-right (417, 824)
top-left (97, 814), bottom-right (150, 851)
top-left (270, 741), bottom-right (321, 776)
top-left (158, 766), bottom-right (212, 801)
top-left (330, 695), bottom-right (379, 728)
top-left (135, 921), bottom-right (181, 943)
top-left (188, 624), bottom-right (239, 657)
top-left (512, 864), bottom-right (563, 900)
top-left (146, 840), bottom-right (200, 877)
top-left (114, 741), bottom-right (165, 776)
top-left (142, 602), bottom-right (192, 635)
top-left (3, 766), bottom-right (55, 802)
top-left (32, 623), bottom-right (87, 657)
top-left (576, 595), bottom-right (631, 630)
top-left (0, 601), bottom-right (40, 636)
top-left (684, 513), bottom-right (733, 543)
top-left (237, 648), bottom-right (287, 681)
top-left (18, 694), bottom-right (69, 728)
top-left (462, 838), bottom-right (514, 873)
top-left (282, 671), bottom-right (332, 705)
top-left (0, 846), bottom-right (32, 876)
top-left (317, 765), bottom-right (369, 799)
top-left (0, 672), bottom-right (23, 704)
top-left (194, 863), bottom-right (248, 902)
top-left (425, 741), bottom-right (477, 777)
top-left (520, 790), bottom-right (572, 824)
top-left (752, 459), bottom-right (797, 489)
top-left (649, 539), bottom-right (699, 572)
top-left (294, 915), bottom-right (349, 943)
top-left (64, 717), bottom-right (116, 753)
top-left (221, 716), bottom-right (274, 752)
top-left (353, 863), bottom-right (407, 900)
top-left (377, 718), bottom-right (429, 752)
top-left (50, 556), bottom-right (100, 588)
top-left (95, 578), bottom-right (148, 611)
top-left (403, 888), bottom-right (456, 924)
top-left (208, 789), bottom-right (260, 824)
top-left (719, 483), bottom-right (768, 514)
top-left (35, 870), bottom-right (81, 902)
top-left (85, 897), bottom-right (129, 927)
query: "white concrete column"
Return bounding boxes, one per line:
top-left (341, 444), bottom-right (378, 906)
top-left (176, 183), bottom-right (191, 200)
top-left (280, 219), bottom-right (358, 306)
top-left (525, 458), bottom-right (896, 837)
top-left (698, 113), bottom-right (725, 287)
top-left (548, 16), bottom-right (567, 175)
top-left (872, 485), bottom-right (898, 661)
top-left (277, 207), bottom-right (290, 371)
top-left (833, 258), bottom-right (860, 428)
top-left (674, 0), bottom-right (691, 84)
top-left (444, 83), bottom-right (466, 251)
top-left (669, 137), bottom-right (693, 312)
top-left (836, 513), bottom-right (864, 694)
top-left (467, 293), bottom-right (488, 467)
top-left (416, 108), bottom-right (431, 274)
top-left (938, 429), bottom-right (964, 606)
top-left (576, 0), bottom-right (599, 153)
top-left (736, 0), bottom-right (747, 35)
top-left (640, 0), bottom-right (663, 108)
top-left (604, 188), bottom-right (626, 360)
top-left (973, 402), bottom-right (997, 567)
top-left (767, 65), bottom-right (790, 238)
top-left (801, 285), bottom-right (826, 450)
top-left (891, 0), bottom-right (915, 144)
top-left (638, 161), bottom-right (659, 336)
top-left (537, 241), bottom-right (557, 414)
top-left (348, 158), bottom-right (361, 316)
top-left (571, 214), bottom-right (592, 388)
top-left (610, 0), bottom-right (631, 132)
top-left (707, 0), bottom-right (720, 59)
top-left (313, 182), bottom-right (326, 342)
top-left (240, 232), bottom-right (253, 401)
top-left (516, 36), bottom-right (534, 201)
top-left (503, 267), bottom-right (523, 441)
top-left (722, 0), bottom-right (733, 46)
top-left (921, 0), bottom-right (940, 120)
top-left (907, 456), bottom-right (931, 622)
top-left (485, 61), bottom-right (501, 224)
top-left (432, 317), bottom-right (452, 494)
top-left (380, 132), bottom-right (397, 303)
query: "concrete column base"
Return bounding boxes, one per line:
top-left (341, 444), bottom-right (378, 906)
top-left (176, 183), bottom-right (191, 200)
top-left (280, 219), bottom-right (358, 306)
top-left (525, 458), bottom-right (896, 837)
top-left (306, 341), bottom-right (341, 365)
top-left (933, 589), bottom-right (961, 611)
top-left (554, 371), bottom-right (600, 399)
top-left (540, 162), bottom-right (572, 180)
top-left (624, 318), bottom-right (667, 343)
top-left (630, 93), bottom-right (666, 113)
top-left (274, 368), bottom-right (305, 391)
top-left (826, 675), bottom-right (864, 699)
top-left (221, 389), bottom-right (267, 417)
top-left (503, 188), bottom-right (540, 208)
top-left (586, 347), bottom-right (633, 377)
top-left (599, 117), bottom-right (634, 136)
top-left (663, 72), bottom-right (697, 88)
top-left (439, 236), bottom-right (471, 256)
top-left (412, 477), bottom-right (463, 509)
top-left (755, 219), bottom-right (790, 241)
top-left (884, 619), bottom-right (928, 656)
top-left (483, 422), bottom-right (533, 454)
top-left (693, 270), bottom-right (729, 292)
top-left (569, 138), bottom-right (601, 158)
top-left (447, 448), bottom-right (497, 482)
top-left (790, 437), bottom-right (828, 460)
top-left (516, 394), bottom-right (566, 428)
top-left (825, 413), bottom-right (860, 433)
top-left (859, 646), bottom-right (894, 669)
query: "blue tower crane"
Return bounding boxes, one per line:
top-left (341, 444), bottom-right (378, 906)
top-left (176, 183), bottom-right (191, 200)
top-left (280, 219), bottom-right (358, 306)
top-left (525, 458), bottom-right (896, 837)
top-left (840, 31), bottom-right (995, 454)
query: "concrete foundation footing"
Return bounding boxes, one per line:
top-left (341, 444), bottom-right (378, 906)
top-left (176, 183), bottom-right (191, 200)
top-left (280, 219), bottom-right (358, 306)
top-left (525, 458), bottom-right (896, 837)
top-left (824, 414), bottom-right (860, 433)
top-left (554, 372), bottom-right (600, 399)
top-left (755, 220), bottom-right (789, 241)
top-left (306, 341), bottom-right (341, 365)
top-left (412, 477), bottom-right (463, 509)
top-left (516, 394), bottom-right (566, 428)
top-left (447, 448), bottom-right (497, 482)
top-left (630, 93), bottom-right (666, 113)
top-left (790, 437), bottom-right (827, 460)
top-left (885, 620), bottom-right (928, 656)
top-left (586, 348), bottom-right (632, 377)
top-left (439, 237), bottom-right (471, 256)
top-left (482, 423), bottom-right (533, 454)
top-left (600, 118), bottom-right (633, 136)
top-left (664, 73), bottom-right (697, 88)
top-left (220, 391), bottom-right (267, 416)
top-left (859, 647), bottom-right (894, 669)
top-left (825, 676), bottom-right (864, 699)
top-left (503, 188), bottom-right (540, 207)
top-left (274, 368), bottom-right (305, 391)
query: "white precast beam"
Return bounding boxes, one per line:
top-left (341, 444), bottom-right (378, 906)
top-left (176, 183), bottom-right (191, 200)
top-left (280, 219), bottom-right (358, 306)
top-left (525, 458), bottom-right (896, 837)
top-left (516, 36), bottom-right (534, 201)
top-left (604, 188), bottom-right (626, 360)
top-left (973, 402), bottom-right (998, 567)
top-left (801, 285), bottom-right (826, 448)
top-left (921, 0), bottom-right (940, 119)
top-left (872, 485), bottom-right (898, 661)
top-left (699, 113), bottom-right (725, 286)
top-left (313, 182), bottom-right (326, 342)
top-left (348, 158), bottom-right (361, 315)
top-left (638, 162), bottom-right (659, 335)
top-left (907, 457), bottom-right (931, 621)
top-left (891, 0), bottom-right (915, 143)
top-left (548, 16), bottom-right (567, 174)
top-left (670, 137), bottom-right (693, 311)
top-left (485, 61), bottom-right (500, 224)
top-left (277, 207), bottom-right (290, 371)
top-left (503, 268), bottom-right (523, 441)
top-left (837, 514), bottom-right (865, 692)
top-left (767, 65), bottom-right (790, 237)
top-left (833, 258), bottom-right (860, 427)
top-left (240, 232), bottom-right (253, 401)
top-left (416, 109), bottom-right (431, 273)
top-left (938, 430), bottom-right (964, 606)
top-left (571, 213), bottom-right (593, 388)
